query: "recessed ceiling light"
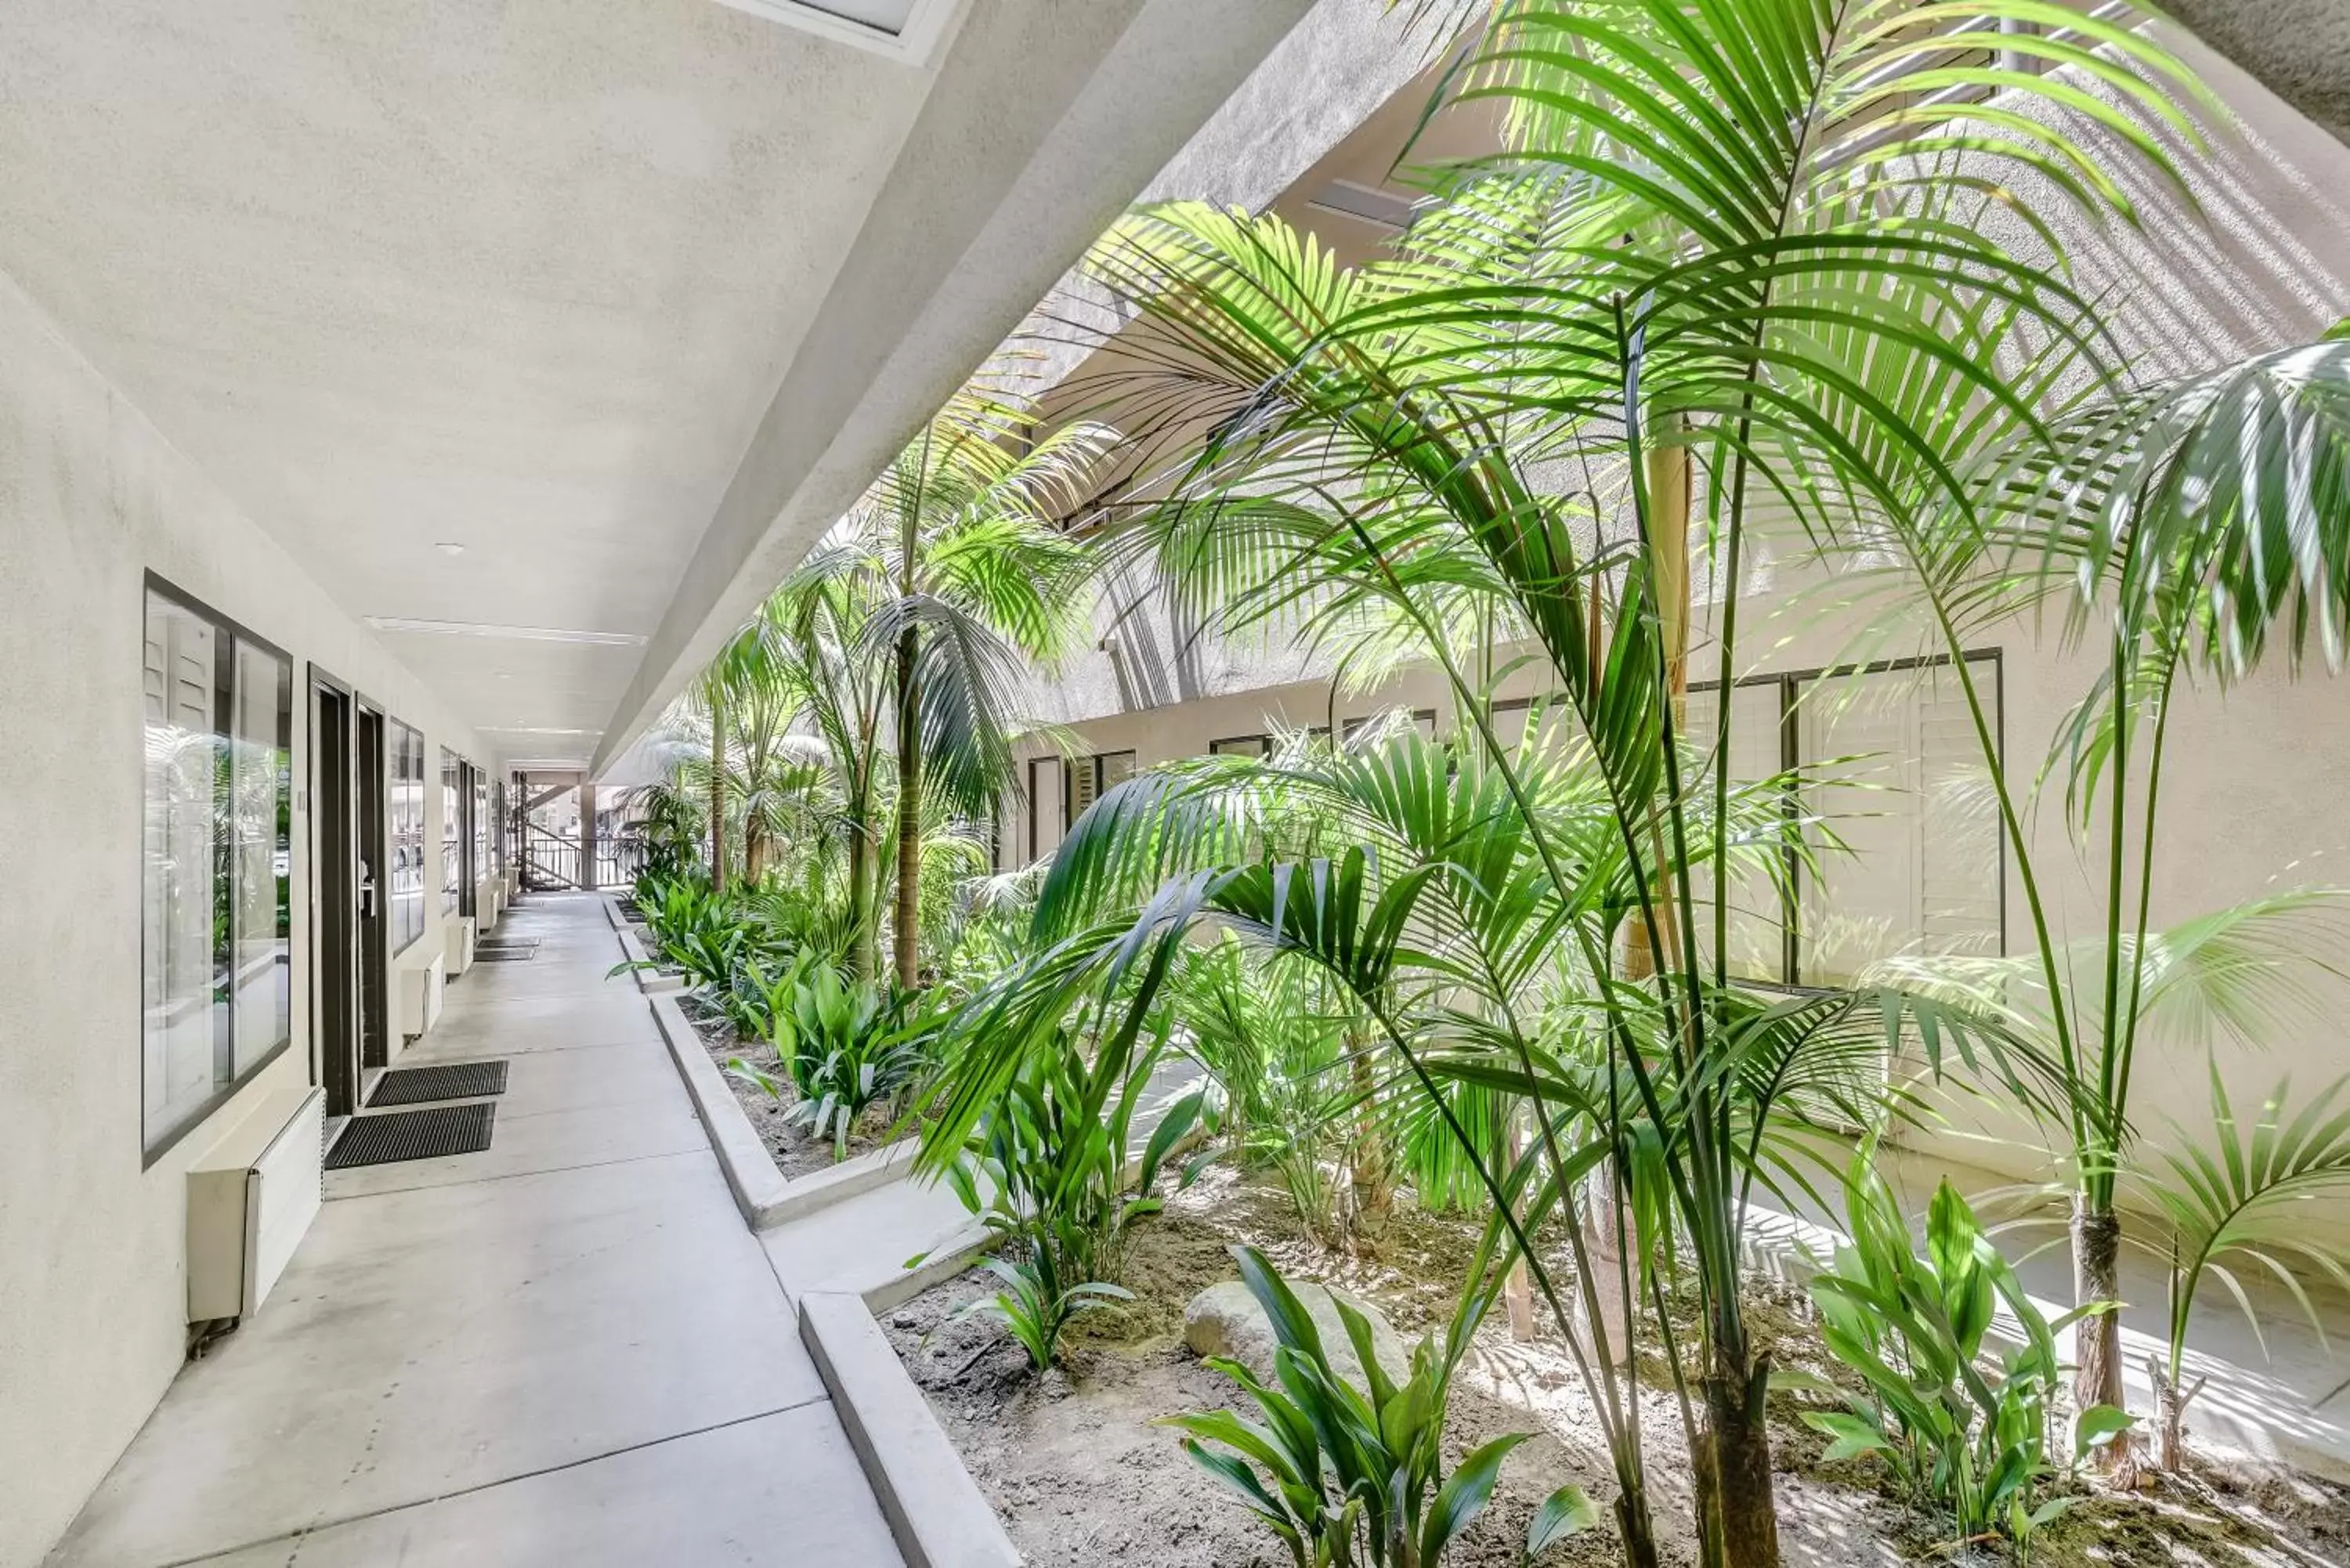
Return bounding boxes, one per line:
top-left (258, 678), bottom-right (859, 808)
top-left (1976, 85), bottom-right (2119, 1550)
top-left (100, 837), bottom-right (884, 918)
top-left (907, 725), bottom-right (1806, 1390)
top-left (481, 726), bottom-right (602, 736)
top-left (434, 541), bottom-right (466, 556)
top-left (361, 617), bottom-right (647, 647)
top-left (710, 0), bottom-right (964, 63)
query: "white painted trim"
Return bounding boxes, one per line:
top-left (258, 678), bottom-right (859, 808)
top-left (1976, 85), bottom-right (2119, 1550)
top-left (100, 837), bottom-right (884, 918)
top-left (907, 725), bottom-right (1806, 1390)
top-left (708, 0), bottom-right (967, 66)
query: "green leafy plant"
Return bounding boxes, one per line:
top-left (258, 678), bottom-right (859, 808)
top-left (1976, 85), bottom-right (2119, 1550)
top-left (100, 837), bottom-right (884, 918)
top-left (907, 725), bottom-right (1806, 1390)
top-left (2130, 1064), bottom-right (2350, 1469)
top-left (1163, 1245), bottom-right (1593, 1568)
top-left (952, 1252), bottom-right (1133, 1371)
top-left (729, 961), bottom-right (924, 1159)
top-left (945, 1011), bottom-right (1206, 1292)
top-left (1794, 1158), bottom-right (2124, 1548)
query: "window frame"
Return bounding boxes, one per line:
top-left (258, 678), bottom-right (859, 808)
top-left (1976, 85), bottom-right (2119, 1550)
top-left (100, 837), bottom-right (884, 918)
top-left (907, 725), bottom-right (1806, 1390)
top-left (1208, 734), bottom-right (1271, 759)
top-left (139, 571), bottom-right (295, 1165)
top-left (1687, 649), bottom-right (2005, 991)
top-left (387, 717), bottom-right (427, 958)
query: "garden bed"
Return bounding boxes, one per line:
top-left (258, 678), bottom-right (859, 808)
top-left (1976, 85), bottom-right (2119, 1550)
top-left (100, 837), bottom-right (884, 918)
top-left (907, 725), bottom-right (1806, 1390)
top-left (882, 1167), bottom-right (2348, 1568)
top-left (681, 1001), bottom-right (890, 1182)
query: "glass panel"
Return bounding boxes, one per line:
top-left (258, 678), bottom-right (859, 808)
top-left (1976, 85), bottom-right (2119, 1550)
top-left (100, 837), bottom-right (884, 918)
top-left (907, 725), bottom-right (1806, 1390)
top-left (389, 722), bottom-right (425, 954)
top-left (441, 750), bottom-right (461, 913)
top-left (140, 586), bottom-right (292, 1154)
top-left (1029, 757), bottom-right (1065, 863)
top-left (1796, 664), bottom-right (2001, 985)
top-left (472, 768), bottom-right (490, 891)
top-left (229, 641), bottom-right (291, 1078)
top-left (143, 591), bottom-right (223, 1150)
top-left (1209, 735), bottom-right (1270, 759)
top-left (1681, 682), bottom-right (1791, 984)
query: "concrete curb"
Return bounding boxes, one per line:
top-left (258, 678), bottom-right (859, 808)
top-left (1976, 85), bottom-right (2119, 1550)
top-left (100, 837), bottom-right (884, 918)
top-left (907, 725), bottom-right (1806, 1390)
top-left (862, 1222), bottom-right (991, 1316)
top-left (613, 925), bottom-right (685, 995)
top-left (652, 992), bottom-right (794, 1227)
top-left (649, 992), bottom-right (942, 1234)
top-left (801, 1290), bottom-right (1022, 1568)
top-left (602, 894), bottom-right (629, 932)
top-left (765, 1136), bottom-right (931, 1230)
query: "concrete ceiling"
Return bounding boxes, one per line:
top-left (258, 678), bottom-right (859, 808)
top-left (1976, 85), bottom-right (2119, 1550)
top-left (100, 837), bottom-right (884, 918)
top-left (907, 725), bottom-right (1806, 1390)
top-left (0, 0), bottom-right (1326, 772)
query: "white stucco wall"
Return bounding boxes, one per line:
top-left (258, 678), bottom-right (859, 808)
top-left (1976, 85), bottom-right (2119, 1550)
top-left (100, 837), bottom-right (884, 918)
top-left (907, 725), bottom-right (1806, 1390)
top-left (0, 268), bottom-right (490, 1568)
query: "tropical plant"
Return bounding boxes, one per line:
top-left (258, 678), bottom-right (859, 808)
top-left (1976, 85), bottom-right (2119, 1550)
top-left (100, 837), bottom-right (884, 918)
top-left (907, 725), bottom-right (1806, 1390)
top-left (944, 1010), bottom-right (1207, 1293)
top-left (789, 383), bottom-right (1116, 986)
top-left (1165, 1245), bottom-right (1594, 1568)
top-left (1169, 935), bottom-right (1356, 1241)
top-left (980, 0), bottom-right (2350, 1544)
top-left (953, 1252), bottom-right (1133, 1372)
top-left (729, 960), bottom-right (924, 1159)
top-left (2126, 1064), bottom-right (2350, 1469)
top-left (1791, 1158), bottom-right (2125, 1548)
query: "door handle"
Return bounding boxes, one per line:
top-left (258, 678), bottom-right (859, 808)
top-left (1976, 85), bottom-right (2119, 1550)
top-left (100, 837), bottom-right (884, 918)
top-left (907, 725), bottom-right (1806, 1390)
top-left (358, 869), bottom-right (378, 919)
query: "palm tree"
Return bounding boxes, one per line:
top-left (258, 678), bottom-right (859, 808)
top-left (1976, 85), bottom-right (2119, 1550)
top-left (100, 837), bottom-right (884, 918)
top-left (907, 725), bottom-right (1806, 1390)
top-left (790, 386), bottom-right (1116, 987)
top-left (922, 2), bottom-right (2350, 1560)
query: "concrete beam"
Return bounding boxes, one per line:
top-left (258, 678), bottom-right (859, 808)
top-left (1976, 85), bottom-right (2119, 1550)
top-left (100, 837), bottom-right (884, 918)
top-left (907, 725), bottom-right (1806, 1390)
top-left (592, 0), bottom-right (1345, 775)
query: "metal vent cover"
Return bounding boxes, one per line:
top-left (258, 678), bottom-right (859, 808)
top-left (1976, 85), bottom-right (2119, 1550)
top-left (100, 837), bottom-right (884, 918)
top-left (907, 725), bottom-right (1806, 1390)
top-left (326, 1104), bottom-right (497, 1169)
top-left (368, 1060), bottom-right (510, 1107)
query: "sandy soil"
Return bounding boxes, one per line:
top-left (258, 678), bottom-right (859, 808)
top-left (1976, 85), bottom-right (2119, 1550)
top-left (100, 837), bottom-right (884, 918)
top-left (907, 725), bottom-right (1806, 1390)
top-left (880, 1166), bottom-right (2350, 1568)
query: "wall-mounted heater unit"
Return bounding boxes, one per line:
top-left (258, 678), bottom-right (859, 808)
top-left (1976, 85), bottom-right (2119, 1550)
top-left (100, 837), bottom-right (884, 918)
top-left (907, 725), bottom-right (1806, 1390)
top-left (186, 1086), bottom-right (325, 1326)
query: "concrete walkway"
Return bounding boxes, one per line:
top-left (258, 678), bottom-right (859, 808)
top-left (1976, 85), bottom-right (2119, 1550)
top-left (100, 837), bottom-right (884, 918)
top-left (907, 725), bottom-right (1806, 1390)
top-left (48, 893), bottom-right (902, 1568)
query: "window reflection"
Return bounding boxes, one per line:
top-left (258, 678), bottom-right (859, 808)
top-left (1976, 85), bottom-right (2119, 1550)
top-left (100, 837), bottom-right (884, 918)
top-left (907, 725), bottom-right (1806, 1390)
top-left (140, 582), bottom-right (290, 1156)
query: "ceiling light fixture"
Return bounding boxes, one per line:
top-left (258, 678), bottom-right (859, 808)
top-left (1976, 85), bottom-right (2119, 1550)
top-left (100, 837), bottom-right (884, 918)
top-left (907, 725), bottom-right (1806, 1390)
top-left (434, 541), bottom-right (466, 557)
top-left (480, 726), bottom-right (601, 735)
top-left (710, 0), bottom-right (963, 64)
top-left (361, 617), bottom-right (647, 647)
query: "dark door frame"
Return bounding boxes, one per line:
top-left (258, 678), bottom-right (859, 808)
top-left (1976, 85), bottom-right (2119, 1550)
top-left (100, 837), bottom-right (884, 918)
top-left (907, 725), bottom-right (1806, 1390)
top-left (355, 702), bottom-right (390, 1071)
top-left (309, 667), bottom-right (360, 1117)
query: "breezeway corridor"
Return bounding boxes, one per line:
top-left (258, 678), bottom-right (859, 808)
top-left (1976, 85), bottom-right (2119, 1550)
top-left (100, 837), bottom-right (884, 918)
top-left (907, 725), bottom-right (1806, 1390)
top-left (47, 894), bottom-right (901, 1567)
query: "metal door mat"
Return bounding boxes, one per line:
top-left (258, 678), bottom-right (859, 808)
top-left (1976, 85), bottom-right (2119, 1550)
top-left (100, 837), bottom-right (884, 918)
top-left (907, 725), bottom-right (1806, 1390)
top-left (472, 948), bottom-right (537, 962)
top-left (367, 1060), bottom-right (509, 1107)
top-left (326, 1103), bottom-right (497, 1169)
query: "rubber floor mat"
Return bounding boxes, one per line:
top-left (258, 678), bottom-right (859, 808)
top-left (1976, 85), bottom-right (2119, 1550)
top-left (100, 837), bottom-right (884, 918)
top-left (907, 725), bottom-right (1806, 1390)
top-left (367, 1060), bottom-right (509, 1107)
top-left (326, 1103), bottom-right (497, 1169)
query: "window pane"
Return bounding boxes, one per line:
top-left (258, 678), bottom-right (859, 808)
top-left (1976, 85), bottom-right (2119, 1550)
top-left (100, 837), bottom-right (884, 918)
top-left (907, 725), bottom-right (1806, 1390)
top-left (441, 750), bottom-right (460, 912)
top-left (1797, 664), bottom-right (2001, 985)
top-left (1029, 757), bottom-right (1065, 864)
top-left (389, 723), bottom-right (425, 954)
top-left (229, 640), bottom-right (290, 1078)
top-left (143, 591), bottom-right (224, 1149)
top-left (140, 586), bottom-right (292, 1153)
top-left (1682, 683), bottom-right (1791, 984)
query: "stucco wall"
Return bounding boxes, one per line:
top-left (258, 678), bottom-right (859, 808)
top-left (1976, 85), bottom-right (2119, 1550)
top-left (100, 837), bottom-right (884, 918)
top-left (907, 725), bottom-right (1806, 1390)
top-left (0, 269), bottom-right (489, 1568)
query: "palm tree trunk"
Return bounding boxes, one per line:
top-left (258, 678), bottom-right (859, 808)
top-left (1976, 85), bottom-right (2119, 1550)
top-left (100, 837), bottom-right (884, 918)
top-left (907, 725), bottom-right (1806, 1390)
top-left (707, 683), bottom-right (728, 889)
top-left (1345, 1035), bottom-right (1391, 1241)
top-left (1701, 1347), bottom-right (1781, 1568)
top-left (893, 623), bottom-right (920, 990)
top-left (2072, 1198), bottom-right (2137, 1475)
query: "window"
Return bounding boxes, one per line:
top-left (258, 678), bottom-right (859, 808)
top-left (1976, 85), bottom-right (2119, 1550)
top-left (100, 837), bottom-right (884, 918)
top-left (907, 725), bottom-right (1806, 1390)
top-left (490, 777), bottom-right (506, 877)
top-left (141, 579), bottom-right (291, 1157)
top-left (472, 768), bottom-right (490, 896)
top-left (1681, 655), bottom-right (2003, 988)
top-left (1026, 750), bottom-right (1136, 865)
top-left (1068, 750), bottom-right (1135, 822)
top-left (389, 721), bottom-right (425, 955)
top-left (1340, 708), bottom-right (1438, 744)
top-left (441, 749), bottom-right (461, 914)
top-left (1209, 735), bottom-right (1271, 759)
top-left (1027, 756), bottom-right (1066, 865)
